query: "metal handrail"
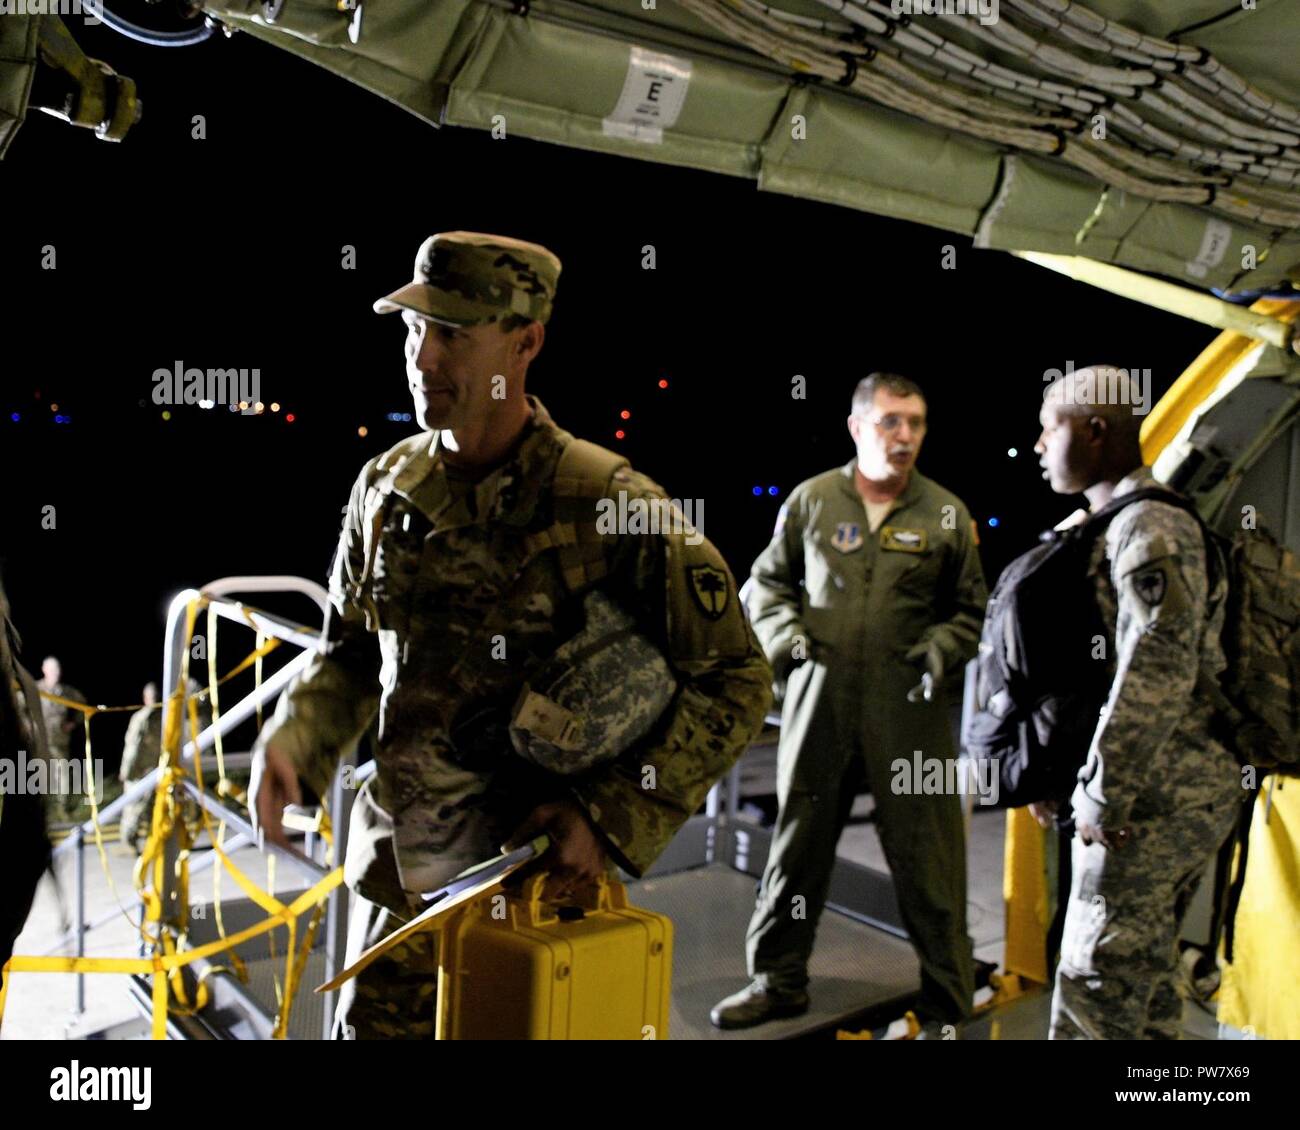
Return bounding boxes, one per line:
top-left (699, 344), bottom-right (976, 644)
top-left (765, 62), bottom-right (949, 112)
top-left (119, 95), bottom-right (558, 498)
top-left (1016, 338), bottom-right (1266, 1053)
top-left (60, 576), bottom-right (345, 1036)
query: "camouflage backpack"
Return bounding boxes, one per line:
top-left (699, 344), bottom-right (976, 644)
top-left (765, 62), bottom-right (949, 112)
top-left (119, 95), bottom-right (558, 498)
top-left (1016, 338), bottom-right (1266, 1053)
top-left (1202, 524), bottom-right (1300, 774)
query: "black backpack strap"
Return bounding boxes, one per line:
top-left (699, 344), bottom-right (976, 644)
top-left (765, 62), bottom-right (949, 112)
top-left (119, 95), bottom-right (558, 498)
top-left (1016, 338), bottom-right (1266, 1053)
top-left (1221, 789), bottom-right (1257, 965)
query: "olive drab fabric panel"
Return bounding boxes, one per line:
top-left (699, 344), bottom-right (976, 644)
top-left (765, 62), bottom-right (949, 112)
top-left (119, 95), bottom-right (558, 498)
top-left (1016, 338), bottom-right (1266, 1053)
top-left (759, 84), bottom-right (1001, 235)
top-left (46, 0), bottom-right (1275, 292)
top-left (0, 12), bottom-right (39, 160)
top-left (198, 0), bottom-right (490, 125)
top-left (445, 10), bottom-right (790, 179)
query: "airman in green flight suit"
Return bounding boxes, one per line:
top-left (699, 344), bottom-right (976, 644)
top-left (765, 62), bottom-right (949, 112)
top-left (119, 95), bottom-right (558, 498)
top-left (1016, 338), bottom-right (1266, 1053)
top-left (713, 373), bottom-right (988, 1034)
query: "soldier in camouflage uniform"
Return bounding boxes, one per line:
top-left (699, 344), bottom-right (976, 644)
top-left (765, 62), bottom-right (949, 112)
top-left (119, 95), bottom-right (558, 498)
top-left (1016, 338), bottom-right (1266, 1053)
top-left (714, 373), bottom-right (987, 1033)
top-left (249, 231), bottom-right (772, 1039)
top-left (1035, 366), bottom-right (1243, 1040)
top-left (118, 682), bottom-right (161, 850)
top-left (35, 656), bottom-right (86, 824)
top-left (1, 577), bottom-right (53, 969)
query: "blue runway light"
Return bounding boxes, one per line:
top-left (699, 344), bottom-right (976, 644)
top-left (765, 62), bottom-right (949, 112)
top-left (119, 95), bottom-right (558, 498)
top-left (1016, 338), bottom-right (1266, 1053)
top-left (9, 413), bottom-right (18, 422)
top-left (988, 517), bottom-right (1000, 528)
top-left (752, 486), bottom-right (763, 496)
top-left (768, 486), bottom-right (779, 496)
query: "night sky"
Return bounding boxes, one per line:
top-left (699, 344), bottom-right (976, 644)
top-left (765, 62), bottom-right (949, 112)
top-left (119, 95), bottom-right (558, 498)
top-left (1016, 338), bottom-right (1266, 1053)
top-left (2, 13), bottom-right (1215, 767)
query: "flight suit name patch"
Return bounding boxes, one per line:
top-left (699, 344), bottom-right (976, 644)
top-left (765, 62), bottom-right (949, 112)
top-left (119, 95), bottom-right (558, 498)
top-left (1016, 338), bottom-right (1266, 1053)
top-left (881, 526), bottom-right (927, 553)
top-left (831, 522), bottom-right (864, 553)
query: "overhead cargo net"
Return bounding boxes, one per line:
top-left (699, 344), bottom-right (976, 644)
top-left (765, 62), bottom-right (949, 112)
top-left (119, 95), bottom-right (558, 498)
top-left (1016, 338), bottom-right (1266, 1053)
top-left (186, 0), bottom-right (1300, 293)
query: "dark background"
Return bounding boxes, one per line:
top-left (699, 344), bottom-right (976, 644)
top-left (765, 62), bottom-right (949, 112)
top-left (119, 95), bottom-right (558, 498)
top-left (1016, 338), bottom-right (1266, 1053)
top-left (1, 15), bottom-right (1214, 766)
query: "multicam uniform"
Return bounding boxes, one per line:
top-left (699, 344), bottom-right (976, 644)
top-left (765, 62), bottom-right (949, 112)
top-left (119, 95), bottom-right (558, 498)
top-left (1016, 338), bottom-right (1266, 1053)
top-left (259, 398), bottom-right (772, 1038)
top-left (745, 461), bottom-right (987, 1024)
top-left (1, 580), bottom-right (52, 968)
top-left (118, 704), bottom-right (162, 849)
top-left (1050, 467), bottom-right (1243, 1040)
top-left (37, 678), bottom-right (85, 823)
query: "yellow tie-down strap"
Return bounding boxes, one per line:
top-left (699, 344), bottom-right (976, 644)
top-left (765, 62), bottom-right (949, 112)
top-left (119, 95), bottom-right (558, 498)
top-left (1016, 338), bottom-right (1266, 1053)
top-left (5, 597), bottom-right (341, 1040)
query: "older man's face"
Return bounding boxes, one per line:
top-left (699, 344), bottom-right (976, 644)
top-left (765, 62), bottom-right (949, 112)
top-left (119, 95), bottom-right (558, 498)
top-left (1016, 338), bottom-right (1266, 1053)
top-left (402, 313), bottom-right (521, 432)
top-left (848, 389), bottom-right (927, 482)
top-left (42, 658), bottom-right (61, 685)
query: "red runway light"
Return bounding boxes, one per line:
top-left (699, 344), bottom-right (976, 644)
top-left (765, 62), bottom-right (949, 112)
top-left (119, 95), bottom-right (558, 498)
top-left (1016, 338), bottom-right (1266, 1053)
top-left (615, 429), bottom-right (625, 440)
top-left (620, 410), bottom-right (631, 420)
top-left (658, 379), bottom-right (668, 389)
top-left (285, 413), bottom-right (296, 423)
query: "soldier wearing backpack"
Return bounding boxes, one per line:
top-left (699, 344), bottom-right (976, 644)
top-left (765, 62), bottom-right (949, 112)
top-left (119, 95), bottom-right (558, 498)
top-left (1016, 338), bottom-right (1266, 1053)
top-left (247, 232), bottom-right (773, 1038)
top-left (1034, 366), bottom-right (1244, 1040)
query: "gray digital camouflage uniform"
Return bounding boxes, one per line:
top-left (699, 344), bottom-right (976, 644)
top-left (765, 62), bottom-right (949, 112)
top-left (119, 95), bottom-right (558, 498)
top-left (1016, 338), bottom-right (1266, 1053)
top-left (1050, 467), bottom-right (1243, 1040)
top-left (745, 461), bottom-right (987, 1024)
top-left (259, 396), bottom-right (772, 1038)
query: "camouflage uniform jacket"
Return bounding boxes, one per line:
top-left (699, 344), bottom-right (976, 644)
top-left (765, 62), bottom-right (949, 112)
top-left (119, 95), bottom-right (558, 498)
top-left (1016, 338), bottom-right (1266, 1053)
top-left (38, 680), bottom-right (85, 755)
top-left (1, 581), bottom-right (49, 828)
top-left (260, 397), bottom-right (771, 908)
top-left (1074, 467), bottom-right (1241, 831)
top-left (120, 704), bottom-right (163, 781)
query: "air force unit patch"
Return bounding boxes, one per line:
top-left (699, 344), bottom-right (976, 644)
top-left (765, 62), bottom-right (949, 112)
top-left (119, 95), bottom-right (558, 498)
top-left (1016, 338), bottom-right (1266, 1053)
top-left (832, 522), bottom-right (864, 553)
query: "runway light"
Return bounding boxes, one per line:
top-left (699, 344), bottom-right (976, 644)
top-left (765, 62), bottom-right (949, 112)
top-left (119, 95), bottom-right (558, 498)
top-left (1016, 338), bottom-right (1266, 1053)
top-left (254, 401), bottom-right (265, 413)
top-left (285, 413), bottom-right (296, 423)
top-left (658, 379), bottom-right (669, 389)
top-left (615, 429), bottom-right (626, 440)
top-left (9, 413), bottom-right (18, 422)
top-left (271, 402), bottom-right (281, 412)
top-left (752, 486), bottom-right (763, 497)
top-left (403, 413), bottom-right (412, 423)
top-left (161, 410), bottom-right (172, 421)
top-left (1007, 448), bottom-right (1019, 458)
top-left (199, 399), bottom-right (215, 410)
top-left (238, 401), bottom-right (249, 411)
top-left (768, 486), bottom-right (779, 496)
top-left (620, 410), bottom-right (631, 420)
top-left (988, 517), bottom-right (1000, 528)
top-left (50, 403), bottom-right (59, 412)
top-left (358, 426), bottom-right (369, 438)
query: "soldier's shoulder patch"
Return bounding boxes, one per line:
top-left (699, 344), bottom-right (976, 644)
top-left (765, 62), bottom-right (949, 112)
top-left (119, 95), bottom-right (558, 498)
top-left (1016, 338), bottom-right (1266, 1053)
top-left (1132, 565), bottom-right (1167, 607)
top-left (687, 564), bottom-right (729, 620)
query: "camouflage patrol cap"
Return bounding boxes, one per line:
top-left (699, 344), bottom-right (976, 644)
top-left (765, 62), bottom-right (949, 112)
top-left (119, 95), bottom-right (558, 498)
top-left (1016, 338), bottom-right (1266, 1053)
top-left (373, 231), bottom-right (562, 326)
top-left (509, 591), bottom-right (676, 775)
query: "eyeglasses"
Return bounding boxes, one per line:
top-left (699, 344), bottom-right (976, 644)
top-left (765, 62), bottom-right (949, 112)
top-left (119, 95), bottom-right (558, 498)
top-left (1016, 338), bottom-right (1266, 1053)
top-left (863, 413), bottom-right (927, 434)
